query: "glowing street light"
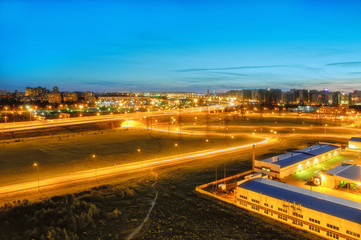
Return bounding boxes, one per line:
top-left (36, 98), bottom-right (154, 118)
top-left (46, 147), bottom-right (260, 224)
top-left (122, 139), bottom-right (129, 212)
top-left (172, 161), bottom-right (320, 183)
top-left (92, 154), bottom-right (98, 182)
top-left (33, 162), bottom-right (40, 193)
top-left (29, 108), bottom-right (33, 121)
top-left (137, 148), bottom-right (143, 169)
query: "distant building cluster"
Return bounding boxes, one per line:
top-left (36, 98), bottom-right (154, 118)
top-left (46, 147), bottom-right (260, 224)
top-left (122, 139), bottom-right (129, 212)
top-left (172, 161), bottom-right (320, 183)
top-left (1, 86), bottom-right (361, 108)
top-left (225, 89), bottom-right (360, 106)
top-left (1, 86), bottom-right (96, 105)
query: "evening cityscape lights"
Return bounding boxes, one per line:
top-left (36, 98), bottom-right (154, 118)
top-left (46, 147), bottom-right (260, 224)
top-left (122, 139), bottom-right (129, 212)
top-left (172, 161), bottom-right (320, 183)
top-left (1, 1), bottom-right (361, 240)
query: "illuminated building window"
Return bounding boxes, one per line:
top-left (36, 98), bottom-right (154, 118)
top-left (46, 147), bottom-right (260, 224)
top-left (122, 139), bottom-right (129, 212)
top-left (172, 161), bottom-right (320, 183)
top-left (251, 205), bottom-right (259, 211)
top-left (238, 199), bottom-right (247, 207)
top-left (292, 219), bottom-right (303, 227)
top-left (326, 231), bottom-right (339, 239)
top-left (239, 195), bottom-right (247, 200)
top-left (251, 199), bottom-right (260, 204)
top-left (309, 225), bottom-right (320, 233)
top-left (292, 212), bottom-right (303, 218)
top-left (346, 230), bottom-right (360, 238)
top-left (277, 207), bottom-right (287, 213)
top-left (277, 214), bottom-right (287, 221)
top-left (327, 223), bottom-right (339, 231)
top-left (309, 218), bottom-right (320, 224)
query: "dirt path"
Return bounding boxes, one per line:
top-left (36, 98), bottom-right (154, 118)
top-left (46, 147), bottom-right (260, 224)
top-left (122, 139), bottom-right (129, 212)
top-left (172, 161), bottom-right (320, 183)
top-left (126, 170), bottom-right (159, 240)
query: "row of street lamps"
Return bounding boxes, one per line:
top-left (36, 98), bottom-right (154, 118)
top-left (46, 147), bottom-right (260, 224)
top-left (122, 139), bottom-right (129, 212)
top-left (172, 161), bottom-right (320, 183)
top-left (32, 153), bottom-right (99, 194)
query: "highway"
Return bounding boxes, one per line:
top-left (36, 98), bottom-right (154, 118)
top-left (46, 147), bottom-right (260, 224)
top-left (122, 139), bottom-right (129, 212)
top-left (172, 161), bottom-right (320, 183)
top-left (0, 135), bottom-right (272, 199)
top-left (0, 104), bottom-right (232, 133)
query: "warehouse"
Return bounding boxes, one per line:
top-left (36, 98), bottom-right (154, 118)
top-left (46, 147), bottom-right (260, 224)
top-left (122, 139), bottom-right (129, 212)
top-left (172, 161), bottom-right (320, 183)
top-left (323, 164), bottom-right (361, 189)
top-left (236, 177), bottom-right (361, 240)
top-left (254, 144), bottom-right (341, 179)
top-left (348, 137), bottom-right (361, 151)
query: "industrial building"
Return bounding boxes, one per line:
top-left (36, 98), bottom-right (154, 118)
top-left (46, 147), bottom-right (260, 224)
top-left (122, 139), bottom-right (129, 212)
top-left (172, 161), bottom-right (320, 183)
top-left (236, 177), bottom-right (361, 240)
top-left (254, 144), bottom-right (341, 178)
top-left (348, 137), bottom-right (361, 151)
top-left (323, 164), bottom-right (361, 189)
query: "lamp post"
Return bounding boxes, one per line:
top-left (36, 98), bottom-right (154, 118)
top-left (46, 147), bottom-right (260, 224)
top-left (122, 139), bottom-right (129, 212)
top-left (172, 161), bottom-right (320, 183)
top-left (137, 148), bottom-right (142, 169)
top-left (29, 109), bottom-right (33, 122)
top-left (92, 154), bottom-right (98, 182)
top-left (33, 162), bottom-right (40, 193)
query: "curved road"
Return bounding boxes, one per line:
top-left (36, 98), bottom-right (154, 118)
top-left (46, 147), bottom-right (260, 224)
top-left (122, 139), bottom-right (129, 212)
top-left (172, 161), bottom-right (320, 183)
top-left (0, 135), bottom-right (272, 200)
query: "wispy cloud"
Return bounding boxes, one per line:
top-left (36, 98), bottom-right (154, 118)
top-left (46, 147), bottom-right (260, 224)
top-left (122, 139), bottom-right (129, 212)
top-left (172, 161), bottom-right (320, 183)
top-left (326, 61), bottom-right (361, 67)
top-left (176, 65), bottom-right (296, 72)
top-left (84, 80), bottom-right (119, 86)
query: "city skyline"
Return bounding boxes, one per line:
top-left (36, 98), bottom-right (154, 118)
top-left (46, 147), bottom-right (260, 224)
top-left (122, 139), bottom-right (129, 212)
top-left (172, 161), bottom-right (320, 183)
top-left (1, 0), bottom-right (361, 92)
top-left (1, 2), bottom-right (361, 239)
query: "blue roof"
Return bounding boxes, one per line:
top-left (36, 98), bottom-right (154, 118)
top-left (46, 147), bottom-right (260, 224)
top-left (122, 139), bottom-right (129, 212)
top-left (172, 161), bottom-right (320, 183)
top-left (327, 164), bottom-right (361, 182)
top-left (350, 137), bottom-right (361, 143)
top-left (272, 144), bottom-right (339, 168)
top-left (238, 178), bottom-right (361, 224)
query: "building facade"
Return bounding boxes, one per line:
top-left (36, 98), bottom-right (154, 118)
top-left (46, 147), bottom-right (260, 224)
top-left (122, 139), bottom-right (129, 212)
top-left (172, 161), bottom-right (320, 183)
top-left (236, 178), bottom-right (361, 240)
top-left (254, 144), bottom-right (341, 179)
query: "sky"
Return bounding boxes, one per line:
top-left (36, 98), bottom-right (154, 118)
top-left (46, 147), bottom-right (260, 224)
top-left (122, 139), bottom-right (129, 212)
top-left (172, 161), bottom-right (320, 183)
top-left (1, 0), bottom-right (361, 92)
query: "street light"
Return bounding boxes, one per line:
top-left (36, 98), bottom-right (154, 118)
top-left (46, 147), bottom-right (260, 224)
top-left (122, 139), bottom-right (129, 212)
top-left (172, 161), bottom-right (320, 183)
top-left (92, 154), bottom-right (98, 182)
top-left (33, 162), bottom-right (40, 193)
top-left (29, 109), bottom-right (33, 121)
top-left (137, 148), bottom-right (143, 170)
top-left (79, 105), bottom-right (83, 117)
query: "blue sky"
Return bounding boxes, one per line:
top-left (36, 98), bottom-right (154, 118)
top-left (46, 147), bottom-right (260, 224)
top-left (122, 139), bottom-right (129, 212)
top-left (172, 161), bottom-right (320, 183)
top-left (1, 0), bottom-right (361, 92)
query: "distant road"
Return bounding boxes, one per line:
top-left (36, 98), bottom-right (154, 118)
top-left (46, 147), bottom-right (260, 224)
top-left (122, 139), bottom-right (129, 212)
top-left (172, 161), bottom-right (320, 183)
top-left (0, 104), bottom-right (231, 133)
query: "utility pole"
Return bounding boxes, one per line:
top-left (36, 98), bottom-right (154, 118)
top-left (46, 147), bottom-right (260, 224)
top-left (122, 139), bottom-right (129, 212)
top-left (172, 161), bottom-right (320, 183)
top-left (214, 166), bottom-right (218, 191)
top-left (224, 164), bottom-right (226, 185)
top-left (206, 107), bottom-right (210, 141)
top-left (168, 117), bottom-right (171, 136)
top-left (224, 116), bottom-right (229, 145)
top-left (178, 111), bottom-right (182, 141)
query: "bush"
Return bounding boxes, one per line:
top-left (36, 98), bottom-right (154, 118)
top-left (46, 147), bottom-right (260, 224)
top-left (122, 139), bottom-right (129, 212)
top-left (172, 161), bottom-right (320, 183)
top-left (0, 195), bottom-right (98, 240)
